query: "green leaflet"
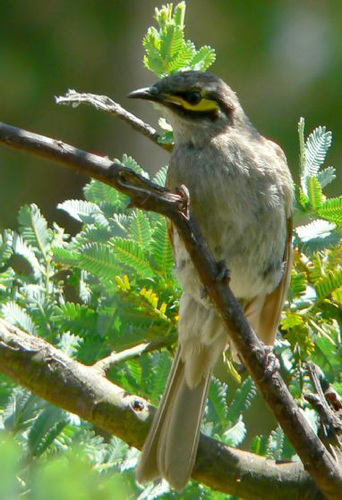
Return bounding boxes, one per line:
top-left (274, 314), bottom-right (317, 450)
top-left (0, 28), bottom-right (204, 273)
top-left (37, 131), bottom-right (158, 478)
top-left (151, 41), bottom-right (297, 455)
top-left (307, 176), bottom-right (323, 209)
top-left (129, 211), bottom-right (152, 250)
top-left (58, 199), bottom-right (105, 224)
top-left (110, 237), bottom-right (155, 277)
top-left (226, 377), bottom-right (256, 423)
top-left (28, 406), bottom-right (68, 457)
top-left (267, 426), bottom-right (285, 460)
top-left (150, 219), bottom-right (174, 275)
top-left (0, 230), bottom-right (13, 264)
top-left (152, 165), bottom-right (169, 187)
top-left (317, 196), bottom-right (342, 225)
top-left (1, 301), bottom-right (37, 335)
top-left (315, 269), bottom-right (342, 299)
top-left (223, 419), bottom-right (246, 447)
top-left (18, 204), bottom-right (52, 258)
top-left (317, 166), bottom-right (336, 189)
top-left (305, 125), bottom-right (332, 178)
top-left (78, 242), bottom-right (123, 279)
top-left (208, 378), bottom-right (229, 425)
top-left (143, 2), bottom-right (216, 77)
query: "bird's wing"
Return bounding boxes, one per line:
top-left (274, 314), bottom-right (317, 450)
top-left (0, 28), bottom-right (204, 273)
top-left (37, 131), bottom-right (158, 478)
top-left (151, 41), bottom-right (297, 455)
top-left (244, 217), bottom-right (293, 346)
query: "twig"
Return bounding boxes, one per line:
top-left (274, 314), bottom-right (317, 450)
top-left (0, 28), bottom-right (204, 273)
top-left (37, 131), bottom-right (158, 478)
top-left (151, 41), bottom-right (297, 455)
top-left (305, 362), bottom-right (342, 457)
top-left (0, 121), bottom-right (342, 498)
top-left (0, 319), bottom-right (322, 499)
top-left (94, 339), bottom-right (173, 374)
top-left (56, 90), bottom-right (173, 152)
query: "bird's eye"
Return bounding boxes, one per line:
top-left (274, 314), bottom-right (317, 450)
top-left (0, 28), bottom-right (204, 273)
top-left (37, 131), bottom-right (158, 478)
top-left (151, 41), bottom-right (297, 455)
top-left (185, 91), bottom-right (202, 105)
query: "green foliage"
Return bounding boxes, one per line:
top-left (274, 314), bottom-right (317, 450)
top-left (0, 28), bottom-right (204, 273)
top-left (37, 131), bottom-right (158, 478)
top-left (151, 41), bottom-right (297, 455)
top-left (282, 119), bottom-right (342, 378)
top-left (0, 3), bottom-right (342, 499)
top-left (143, 2), bottom-right (216, 77)
top-left (296, 118), bottom-right (342, 239)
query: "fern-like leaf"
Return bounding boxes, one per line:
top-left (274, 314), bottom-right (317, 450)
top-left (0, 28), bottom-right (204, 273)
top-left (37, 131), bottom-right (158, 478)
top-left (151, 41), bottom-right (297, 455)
top-left (317, 166), bottom-right (336, 189)
top-left (315, 270), bottom-right (342, 299)
top-left (226, 377), bottom-right (256, 423)
top-left (190, 45), bottom-right (216, 71)
top-left (18, 204), bottom-right (52, 258)
top-left (78, 242), bottom-right (122, 279)
top-left (295, 219), bottom-right (340, 253)
top-left (317, 196), bottom-right (342, 225)
top-left (267, 426), bottom-right (284, 460)
top-left (0, 230), bottom-right (13, 264)
top-left (307, 176), bottom-right (323, 209)
top-left (12, 233), bottom-right (43, 278)
top-left (120, 154), bottom-right (149, 178)
top-left (305, 126), bottom-right (332, 178)
top-left (222, 418), bottom-right (246, 447)
top-left (83, 179), bottom-right (125, 208)
top-left (111, 237), bottom-right (155, 277)
top-left (169, 40), bottom-right (196, 72)
top-left (129, 211), bottom-right (152, 249)
top-left (208, 378), bottom-right (228, 423)
top-left (3, 389), bottom-right (42, 433)
top-left (52, 246), bottom-right (81, 266)
top-left (152, 165), bottom-right (169, 187)
top-left (53, 303), bottom-right (98, 335)
top-left (58, 200), bottom-right (105, 224)
top-left (28, 405), bottom-right (68, 457)
top-left (150, 220), bottom-right (174, 275)
top-left (57, 332), bottom-right (83, 357)
top-left (1, 301), bottom-right (37, 335)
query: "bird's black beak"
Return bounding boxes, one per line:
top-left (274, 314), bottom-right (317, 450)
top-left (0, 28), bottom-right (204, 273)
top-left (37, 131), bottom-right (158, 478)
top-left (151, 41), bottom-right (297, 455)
top-left (128, 86), bottom-right (161, 102)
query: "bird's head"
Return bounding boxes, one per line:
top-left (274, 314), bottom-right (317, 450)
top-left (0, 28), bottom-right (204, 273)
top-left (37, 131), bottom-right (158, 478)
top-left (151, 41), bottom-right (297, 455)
top-left (128, 71), bottom-right (247, 144)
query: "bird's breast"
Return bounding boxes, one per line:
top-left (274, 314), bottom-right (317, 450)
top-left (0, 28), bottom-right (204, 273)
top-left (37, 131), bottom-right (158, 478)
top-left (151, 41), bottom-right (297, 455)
top-left (167, 139), bottom-right (288, 301)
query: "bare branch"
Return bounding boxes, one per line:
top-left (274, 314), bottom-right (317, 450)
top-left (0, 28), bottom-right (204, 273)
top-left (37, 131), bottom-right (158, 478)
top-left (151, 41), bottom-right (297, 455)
top-left (0, 120), bottom-right (342, 498)
top-left (0, 319), bottom-right (321, 499)
top-left (56, 90), bottom-right (173, 152)
top-left (93, 339), bottom-right (173, 374)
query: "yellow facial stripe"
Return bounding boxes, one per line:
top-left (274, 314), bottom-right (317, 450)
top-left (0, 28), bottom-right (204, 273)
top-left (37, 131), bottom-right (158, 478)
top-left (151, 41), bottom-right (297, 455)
top-left (165, 95), bottom-right (219, 112)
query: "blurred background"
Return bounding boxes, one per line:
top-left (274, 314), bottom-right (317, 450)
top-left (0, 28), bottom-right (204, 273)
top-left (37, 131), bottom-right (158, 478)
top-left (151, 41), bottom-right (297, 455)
top-left (1, 0), bottom-right (341, 233)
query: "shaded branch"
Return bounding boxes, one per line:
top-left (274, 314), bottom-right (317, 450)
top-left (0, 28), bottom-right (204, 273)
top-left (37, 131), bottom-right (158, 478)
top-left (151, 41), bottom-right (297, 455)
top-left (56, 90), bottom-right (173, 152)
top-left (0, 120), bottom-right (342, 498)
top-left (0, 319), bottom-right (321, 500)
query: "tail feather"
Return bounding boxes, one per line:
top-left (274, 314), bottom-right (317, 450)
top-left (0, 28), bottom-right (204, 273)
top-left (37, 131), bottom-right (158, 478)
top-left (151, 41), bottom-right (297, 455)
top-left (136, 346), bottom-right (211, 491)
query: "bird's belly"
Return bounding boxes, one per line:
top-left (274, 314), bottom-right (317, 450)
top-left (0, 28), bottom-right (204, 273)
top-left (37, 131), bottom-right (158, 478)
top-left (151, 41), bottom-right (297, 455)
top-left (171, 166), bottom-right (287, 302)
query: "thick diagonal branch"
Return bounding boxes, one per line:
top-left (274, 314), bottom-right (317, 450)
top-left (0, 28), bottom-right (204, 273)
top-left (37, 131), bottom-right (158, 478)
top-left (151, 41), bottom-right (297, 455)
top-left (0, 121), bottom-right (341, 499)
top-left (0, 319), bottom-right (320, 500)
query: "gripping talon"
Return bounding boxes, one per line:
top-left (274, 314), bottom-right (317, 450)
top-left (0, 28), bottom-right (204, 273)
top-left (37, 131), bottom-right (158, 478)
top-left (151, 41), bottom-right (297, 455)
top-left (175, 184), bottom-right (190, 218)
top-left (263, 346), bottom-right (280, 376)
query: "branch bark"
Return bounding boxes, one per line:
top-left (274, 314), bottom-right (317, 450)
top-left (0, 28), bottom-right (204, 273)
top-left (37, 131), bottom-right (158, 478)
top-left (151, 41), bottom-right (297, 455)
top-left (0, 319), bottom-right (321, 500)
top-left (56, 90), bottom-right (173, 152)
top-left (1, 120), bottom-right (342, 498)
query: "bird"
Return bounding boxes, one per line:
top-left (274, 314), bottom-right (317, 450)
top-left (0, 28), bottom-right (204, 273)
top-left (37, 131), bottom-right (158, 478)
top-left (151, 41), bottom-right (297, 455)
top-left (128, 71), bottom-right (294, 491)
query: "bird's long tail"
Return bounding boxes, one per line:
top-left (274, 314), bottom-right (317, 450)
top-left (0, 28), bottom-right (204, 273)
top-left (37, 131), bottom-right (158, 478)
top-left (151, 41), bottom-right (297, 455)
top-left (136, 346), bottom-right (211, 491)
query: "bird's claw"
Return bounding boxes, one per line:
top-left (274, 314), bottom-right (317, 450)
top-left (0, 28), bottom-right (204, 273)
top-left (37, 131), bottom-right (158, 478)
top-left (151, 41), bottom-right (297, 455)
top-left (175, 184), bottom-right (190, 218)
top-left (263, 346), bottom-right (280, 377)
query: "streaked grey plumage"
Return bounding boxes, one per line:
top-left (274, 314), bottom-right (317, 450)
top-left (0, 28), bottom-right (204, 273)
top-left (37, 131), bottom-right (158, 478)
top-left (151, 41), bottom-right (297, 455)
top-left (129, 71), bottom-right (293, 491)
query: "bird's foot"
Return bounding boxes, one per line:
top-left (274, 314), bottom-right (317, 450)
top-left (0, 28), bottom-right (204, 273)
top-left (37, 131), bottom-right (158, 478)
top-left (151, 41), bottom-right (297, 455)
top-left (263, 346), bottom-right (280, 377)
top-left (175, 184), bottom-right (190, 218)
